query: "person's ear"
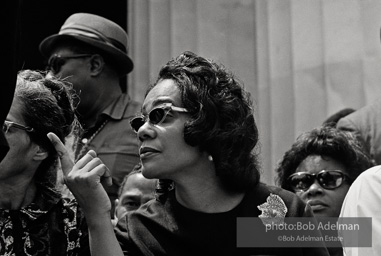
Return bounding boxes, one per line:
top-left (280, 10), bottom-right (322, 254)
top-left (33, 146), bottom-right (48, 161)
top-left (89, 54), bottom-right (104, 76)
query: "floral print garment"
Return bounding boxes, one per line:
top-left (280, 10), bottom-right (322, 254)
top-left (0, 185), bottom-right (90, 256)
top-left (258, 193), bottom-right (288, 226)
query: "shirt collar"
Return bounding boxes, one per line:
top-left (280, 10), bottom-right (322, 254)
top-left (100, 94), bottom-right (131, 120)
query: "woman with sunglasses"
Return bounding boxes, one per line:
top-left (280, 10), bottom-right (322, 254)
top-left (275, 125), bottom-right (373, 255)
top-left (0, 70), bottom-right (90, 255)
top-left (48, 51), bottom-right (329, 255)
top-left (276, 125), bottom-right (373, 218)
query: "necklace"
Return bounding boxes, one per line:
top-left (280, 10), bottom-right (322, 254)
top-left (75, 119), bottom-right (109, 161)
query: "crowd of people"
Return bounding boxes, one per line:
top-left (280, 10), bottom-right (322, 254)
top-left (1, 11), bottom-right (380, 256)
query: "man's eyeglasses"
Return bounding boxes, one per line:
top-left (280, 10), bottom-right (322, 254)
top-left (3, 121), bottom-right (34, 134)
top-left (287, 170), bottom-right (350, 192)
top-left (130, 103), bottom-right (188, 133)
top-left (47, 54), bottom-right (93, 74)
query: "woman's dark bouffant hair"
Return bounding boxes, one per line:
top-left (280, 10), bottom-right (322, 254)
top-left (147, 51), bottom-right (260, 193)
top-left (15, 70), bottom-right (79, 187)
top-left (275, 125), bottom-right (375, 192)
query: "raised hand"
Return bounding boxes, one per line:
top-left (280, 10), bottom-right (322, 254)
top-left (47, 132), bottom-right (112, 218)
top-left (48, 133), bottom-right (124, 256)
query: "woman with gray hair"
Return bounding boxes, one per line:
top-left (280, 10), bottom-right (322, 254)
top-left (0, 70), bottom-right (89, 255)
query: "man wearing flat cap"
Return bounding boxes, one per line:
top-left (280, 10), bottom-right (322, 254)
top-left (39, 13), bottom-right (140, 217)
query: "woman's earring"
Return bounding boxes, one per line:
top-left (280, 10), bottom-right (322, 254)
top-left (208, 155), bottom-right (213, 161)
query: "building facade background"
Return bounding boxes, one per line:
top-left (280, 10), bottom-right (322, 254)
top-left (17, 0), bottom-right (381, 185)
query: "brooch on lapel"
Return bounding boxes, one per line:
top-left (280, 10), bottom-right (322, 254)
top-left (257, 193), bottom-right (287, 226)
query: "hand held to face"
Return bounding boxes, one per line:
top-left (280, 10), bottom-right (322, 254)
top-left (47, 132), bottom-right (112, 220)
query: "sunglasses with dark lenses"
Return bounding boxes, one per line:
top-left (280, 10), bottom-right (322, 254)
top-left (47, 54), bottom-right (93, 74)
top-left (287, 170), bottom-right (350, 192)
top-left (3, 120), bottom-right (34, 134)
top-left (130, 103), bottom-right (188, 133)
